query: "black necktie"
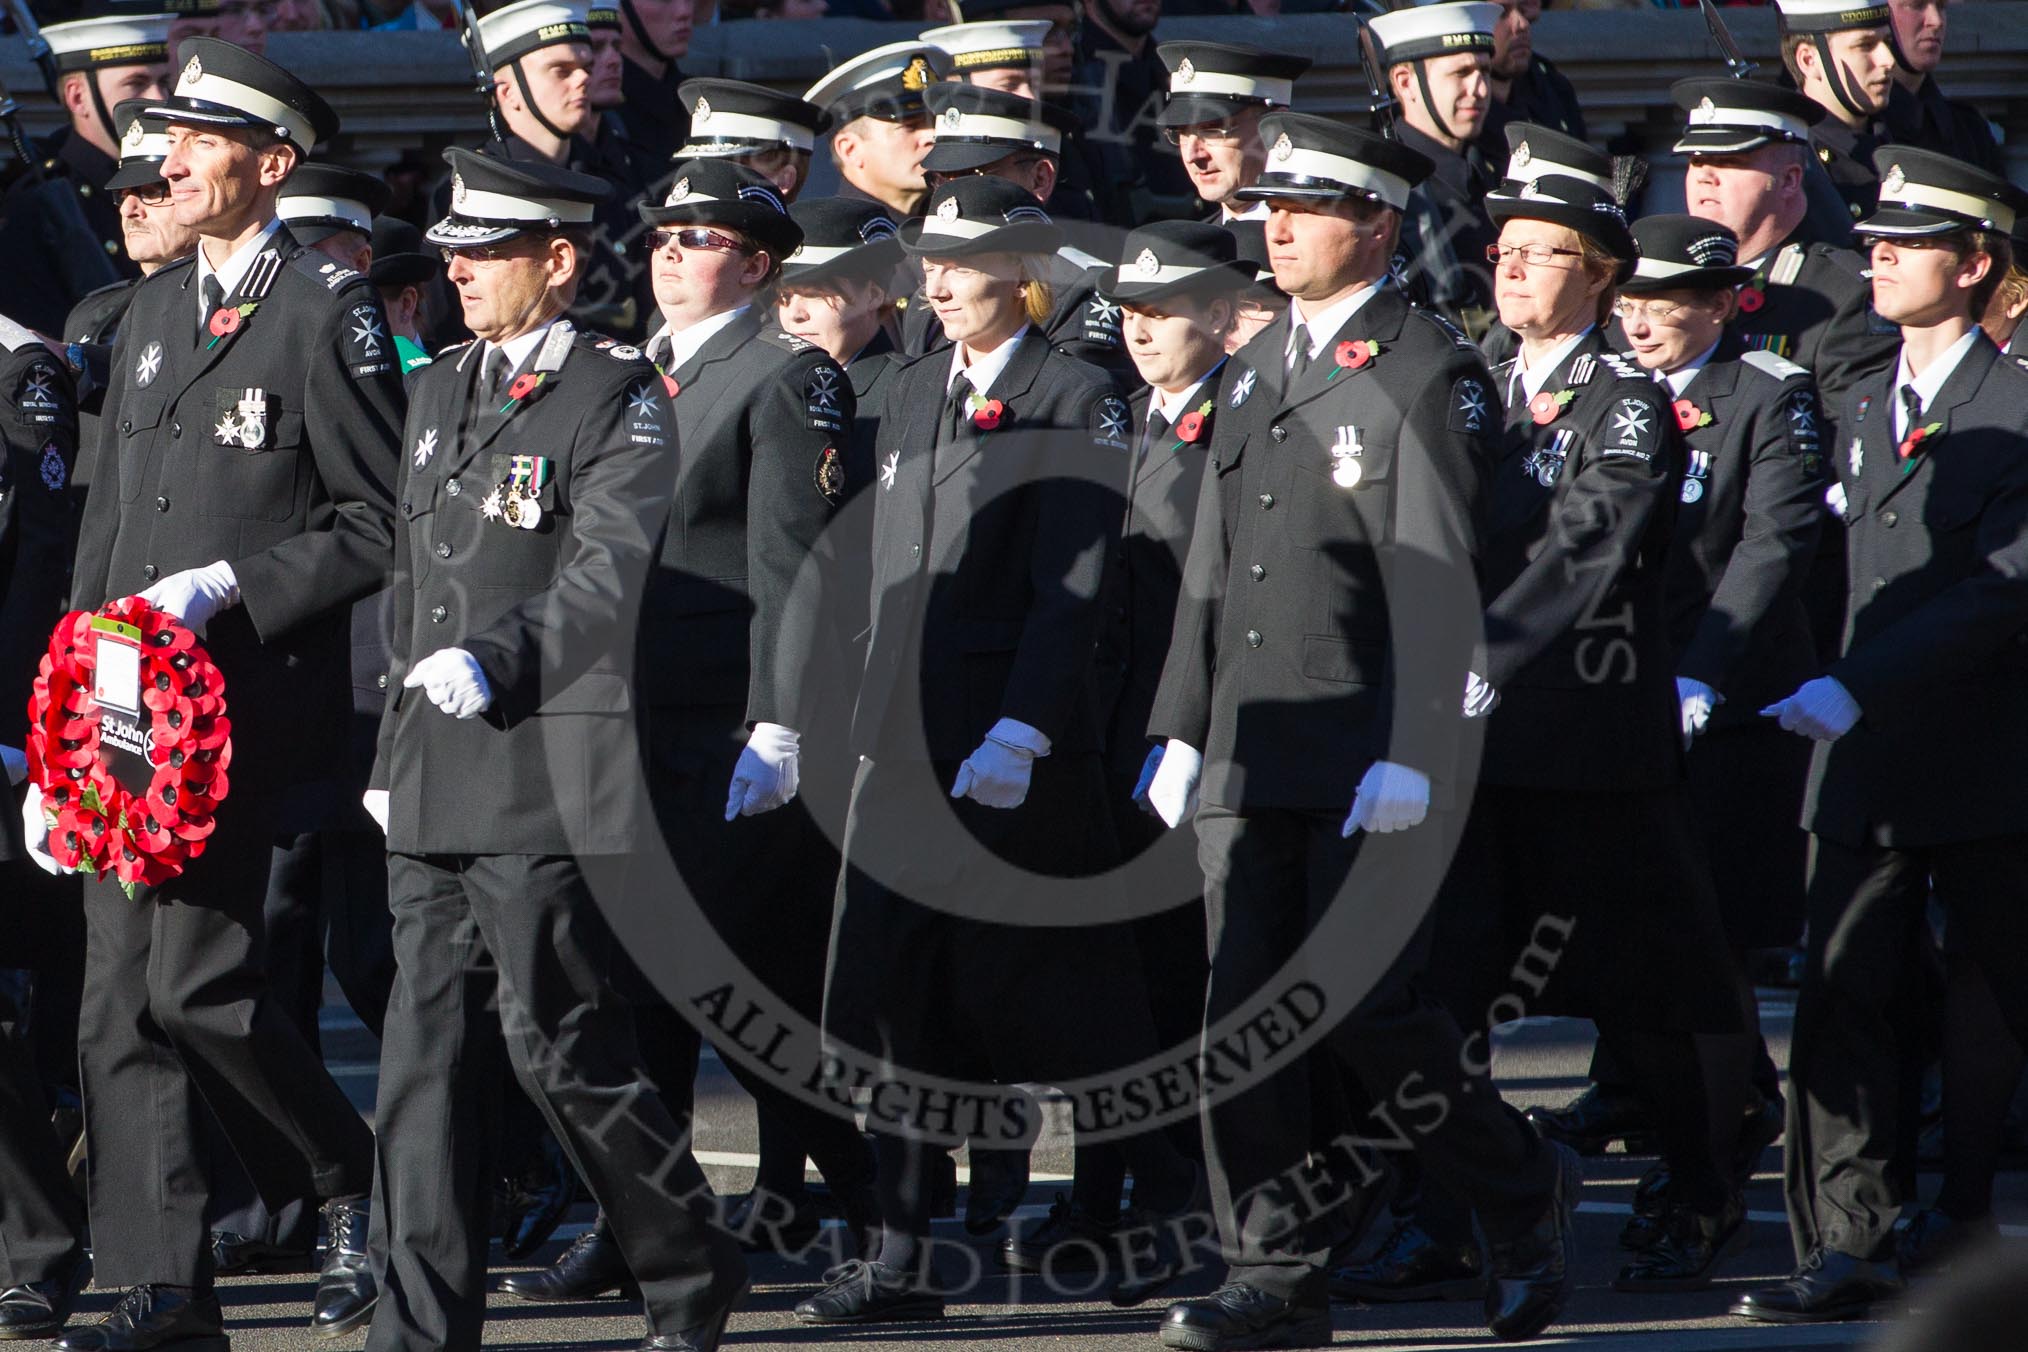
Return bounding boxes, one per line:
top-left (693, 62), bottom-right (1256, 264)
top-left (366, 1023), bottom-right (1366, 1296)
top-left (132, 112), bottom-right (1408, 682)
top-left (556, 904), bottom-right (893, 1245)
top-left (1288, 323), bottom-right (1313, 385)
top-left (484, 348), bottom-right (510, 407)
top-left (199, 274), bottom-right (225, 347)
top-left (1146, 408), bottom-right (1172, 454)
top-left (1898, 383), bottom-right (1923, 445)
top-left (941, 377), bottom-right (971, 445)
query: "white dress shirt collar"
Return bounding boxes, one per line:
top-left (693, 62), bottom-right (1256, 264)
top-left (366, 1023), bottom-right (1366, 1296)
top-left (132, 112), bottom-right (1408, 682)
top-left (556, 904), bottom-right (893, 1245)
top-left (1890, 327), bottom-right (1980, 441)
top-left (1512, 327), bottom-right (1595, 406)
top-left (1152, 362), bottom-right (1222, 425)
top-left (947, 323), bottom-right (1032, 398)
top-left (1285, 282), bottom-right (1384, 369)
top-left (482, 320), bottom-right (557, 378)
top-left (652, 304), bottom-right (751, 374)
top-left (195, 219), bottom-right (282, 315)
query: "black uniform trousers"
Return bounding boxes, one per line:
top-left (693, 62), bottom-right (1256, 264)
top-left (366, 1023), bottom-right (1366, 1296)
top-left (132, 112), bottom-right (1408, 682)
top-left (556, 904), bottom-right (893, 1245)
top-left (1193, 804), bottom-right (1552, 1300)
top-left (0, 952), bottom-right (83, 1290)
top-left (1783, 833), bottom-right (2028, 1265)
top-left (77, 811), bottom-right (374, 1289)
top-left (367, 851), bottom-right (746, 1351)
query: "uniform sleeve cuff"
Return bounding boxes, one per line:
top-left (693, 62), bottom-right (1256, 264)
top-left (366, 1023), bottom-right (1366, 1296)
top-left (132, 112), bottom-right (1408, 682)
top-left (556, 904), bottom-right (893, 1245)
top-left (986, 717), bottom-right (1051, 757)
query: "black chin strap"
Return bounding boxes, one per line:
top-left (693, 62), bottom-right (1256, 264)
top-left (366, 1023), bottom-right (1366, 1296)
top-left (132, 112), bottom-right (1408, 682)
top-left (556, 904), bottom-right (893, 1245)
top-left (510, 58), bottom-right (576, 146)
top-left (619, 0), bottom-right (677, 65)
top-left (1411, 59), bottom-right (1460, 147)
top-left (1813, 34), bottom-right (1874, 124)
top-left (1884, 21), bottom-right (1915, 76)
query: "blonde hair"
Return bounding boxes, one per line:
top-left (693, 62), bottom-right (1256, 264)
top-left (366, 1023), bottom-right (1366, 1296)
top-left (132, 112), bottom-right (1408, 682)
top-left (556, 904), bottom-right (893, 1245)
top-left (1020, 259), bottom-right (1054, 328)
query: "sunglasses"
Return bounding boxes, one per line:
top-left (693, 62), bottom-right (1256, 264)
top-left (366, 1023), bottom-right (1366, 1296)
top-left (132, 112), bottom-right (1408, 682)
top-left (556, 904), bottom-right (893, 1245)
top-left (439, 242), bottom-right (527, 263)
top-left (119, 182), bottom-right (171, 206)
top-left (644, 227), bottom-right (753, 254)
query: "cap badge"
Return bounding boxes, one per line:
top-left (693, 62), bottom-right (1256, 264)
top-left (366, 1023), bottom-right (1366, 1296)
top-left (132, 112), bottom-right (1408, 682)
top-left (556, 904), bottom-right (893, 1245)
top-left (121, 119), bottom-right (146, 153)
top-left (1510, 141), bottom-right (1530, 172)
top-left (1697, 96), bottom-right (1715, 115)
top-left (451, 171), bottom-right (466, 206)
top-left (666, 176), bottom-right (690, 203)
top-left (902, 56), bottom-right (930, 92)
top-left (1882, 164), bottom-right (1906, 194)
top-left (936, 195), bottom-right (960, 222)
top-left (1271, 132), bottom-right (1293, 162)
top-left (1134, 247), bottom-right (1161, 278)
top-left (181, 53), bottom-right (201, 85)
top-left (1174, 57), bottom-right (1195, 86)
top-left (939, 105), bottom-right (964, 132)
top-left (694, 96), bottom-right (711, 121)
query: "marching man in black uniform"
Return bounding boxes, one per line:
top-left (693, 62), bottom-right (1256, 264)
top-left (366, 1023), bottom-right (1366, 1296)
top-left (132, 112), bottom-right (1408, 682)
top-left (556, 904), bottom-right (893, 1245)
top-left (1774, 0), bottom-right (1898, 227)
top-left (363, 149), bottom-right (748, 1352)
top-left (1142, 114), bottom-right (1577, 1351)
top-left (1737, 148), bottom-right (2028, 1326)
top-left (1154, 42), bottom-right (1309, 226)
top-left (0, 4), bottom-right (170, 336)
top-left (21, 37), bottom-right (402, 1351)
top-left (1566, 214), bottom-right (1827, 1291)
top-left (802, 42), bottom-right (947, 220)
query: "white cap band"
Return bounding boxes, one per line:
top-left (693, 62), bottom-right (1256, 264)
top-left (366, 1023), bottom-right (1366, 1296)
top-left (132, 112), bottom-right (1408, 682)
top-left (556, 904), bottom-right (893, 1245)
top-left (1687, 102), bottom-right (1813, 141)
top-left (279, 193), bottom-right (371, 231)
top-left (1170, 70), bottom-right (1292, 103)
top-left (454, 183), bottom-right (596, 224)
top-left (175, 67), bottom-right (317, 148)
top-left (687, 109), bottom-right (814, 152)
top-left (935, 109), bottom-right (1060, 154)
top-left (1265, 145), bottom-right (1411, 210)
top-left (1882, 181), bottom-right (2016, 233)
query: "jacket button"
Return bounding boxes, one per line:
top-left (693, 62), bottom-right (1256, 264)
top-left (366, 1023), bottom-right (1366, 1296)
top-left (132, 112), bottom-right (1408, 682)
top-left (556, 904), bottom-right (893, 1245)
top-left (1258, 493), bottom-right (1274, 509)
top-left (1271, 425), bottom-right (1288, 442)
top-left (401, 500), bottom-right (413, 516)
top-left (142, 564), bottom-right (158, 582)
top-left (376, 673), bottom-right (388, 689)
top-left (911, 543), bottom-right (922, 558)
top-left (172, 422), bottom-right (181, 438)
top-left (431, 605), bottom-right (447, 622)
top-left (120, 419), bottom-right (132, 434)
top-left (155, 496), bottom-right (169, 512)
top-left (1880, 509), bottom-right (1897, 527)
top-left (446, 478), bottom-right (462, 497)
top-left (435, 542), bottom-right (452, 559)
top-left (1245, 629), bottom-right (1263, 648)
top-left (1250, 563), bottom-right (1265, 581)
top-left (1872, 577), bottom-right (1887, 592)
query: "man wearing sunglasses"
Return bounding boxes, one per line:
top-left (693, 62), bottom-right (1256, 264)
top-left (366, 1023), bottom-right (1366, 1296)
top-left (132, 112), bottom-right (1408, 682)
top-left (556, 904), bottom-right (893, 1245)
top-left (1155, 42), bottom-right (1308, 226)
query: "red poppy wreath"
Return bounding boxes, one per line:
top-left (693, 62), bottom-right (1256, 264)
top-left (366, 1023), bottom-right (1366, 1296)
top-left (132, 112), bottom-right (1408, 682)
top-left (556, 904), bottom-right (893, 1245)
top-left (25, 598), bottom-right (233, 895)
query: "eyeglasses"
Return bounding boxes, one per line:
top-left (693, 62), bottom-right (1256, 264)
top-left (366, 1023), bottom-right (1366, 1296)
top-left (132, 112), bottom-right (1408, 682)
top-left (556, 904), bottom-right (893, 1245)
top-left (1613, 298), bottom-right (1692, 325)
top-left (1486, 242), bottom-right (1584, 267)
top-left (644, 227), bottom-right (752, 254)
top-left (1160, 122), bottom-right (1245, 146)
top-left (118, 182), bottom-right (170, 206)
top-left (439, 242), bottom-right (523, 263)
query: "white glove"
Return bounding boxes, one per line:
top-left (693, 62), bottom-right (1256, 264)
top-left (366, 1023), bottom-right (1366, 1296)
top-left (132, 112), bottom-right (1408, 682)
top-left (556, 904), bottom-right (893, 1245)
top-left (20, 782), bottom-right (60, 876)
top-left (1677, 676), bottom-right (1720, 750)
top-left (726, 722), bottom-right (801, 820)
top-left (1145, 739), bottom-right (1203, 830)
top-left (1463, 671), bottom-right (1500, 718)
top-left (1342, 760), bottom-right (1431, 836)
top-left (403, 648), bottom-right (493, 719)
top-left (135, 560), bottom-right (239, 636)
top-left (1761, 676), bottom-right (1861, 741)
top-left (951, 735), bottom-right (1036, 809)
top-left (361, 789), bottom-right (389, 834)
top-left (0, 745), bottom-right (23, 788)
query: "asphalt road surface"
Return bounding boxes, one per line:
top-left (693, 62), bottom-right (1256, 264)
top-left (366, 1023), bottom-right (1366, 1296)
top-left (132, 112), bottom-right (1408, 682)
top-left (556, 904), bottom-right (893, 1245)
top-left (80, 987), bottom-right (2022, 1351)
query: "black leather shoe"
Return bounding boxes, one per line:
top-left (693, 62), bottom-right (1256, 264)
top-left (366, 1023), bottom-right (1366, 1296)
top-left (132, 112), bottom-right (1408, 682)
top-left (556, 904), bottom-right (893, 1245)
top-left (1619, 1165), bottom-right (1670, 1251)
top-left (1896, 1208), bottom-right (1997, 1279)
top-left (792, 1261), bottom-right (943, 1324)
top-left (1327, 1218), bottom-right (1485, 1303)
top-left (0, 1269), bottom-right (80, 1342)
top-left (1524, 1084), bottom-right (1654, 1157)
top-left (1484, 1141), bottom-right (1582, 1341)
top-left (1159, 1282), bottom-right (1330, 1351)
top-left (1109, 1167), bottom-right (1209, 1310)
top-left (53, 1286), bottom-right (227, 1352)
top-left (311, 1198), bottom-right (375, 1338)
top-left (964, 1146), bottom-right (1031, 1235)
top-left (1730, 1249), bottom-right (1903, 1323)
top-left (1002, 1193), bottom-right (1114, 1273)
top-left (1613, 1194), bottom-right (1746, 1292)
top-left (725, 1189), bottom-right (822, 1255)
top-left (639, 1275), bottom-right (746, 1351)
top-left (501, 1222), bottom-right (638, 1302)
top-left (210, 1232), bottom-right (312, 1278)
top-left (499, 1137), bottom-right (578, 1261)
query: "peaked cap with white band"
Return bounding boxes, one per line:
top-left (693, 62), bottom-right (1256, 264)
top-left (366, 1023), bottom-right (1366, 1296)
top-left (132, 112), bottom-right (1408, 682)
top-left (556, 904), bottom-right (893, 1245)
top-left (1368, 1), bottom-right (1500, 65)
top-left (1101, 219), bottom-right (1256, 302)
top-left (804, 40), bottom-right (949, 124)
top-left (44, 8), bottom-right (170, 72)
top-left (477, 0), bottom-right (590, 68)
top-left (1771, 0), bottom-right (1891, 34)
top-left (279, 162), bottom-right (391, 244)
top-left (921, 82), bottom-right (1077, 174)
top-left (1485, 172), bottom-right (1638, 281)
top-left (1620, 214), bottom-right (1754, 294)
top-left (677, 78), bottom-right (827, 158)
top-left (1157, 41), bottom-right (1310, 128)
top-left (1670, 77), bottom-right (1823, 156)
top-left (1233, 112), bottom-right (1432, 212)
top-left (146, 36), bottom-right (338, 151)
top-left (105, 98), bottom-right (172, 190)
top-left (898, 176), bottom-right (1062, 259)
top-left (427, 145), bottom-right (610, 248)
top-left (920, 19), bottom-right (1050, 75)
top-left (1857, 146), bottom-right (2018, 240)
top-left (1500, 123), bottom-right (1612, 196)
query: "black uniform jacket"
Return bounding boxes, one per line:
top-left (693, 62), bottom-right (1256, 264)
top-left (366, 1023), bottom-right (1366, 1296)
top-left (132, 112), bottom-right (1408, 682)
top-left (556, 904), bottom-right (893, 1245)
top-left (1479, 333), bottom-right (1684, 792)
top-left (370, 322), bottom-right (674, 856)
top-left (1662, 341), bottom-right (1826, 728)
top-left (1149, 286), bottom-right (1497, 812)
top-left (0, 318), bottom-right (78, 862)
top-left (1806, 334), bottom-right (2028, 849)
top-left (853, 328), bottom-right (1128, 763)
top-left (73, 226), bottom-right (403, 824)
top-left (641, 305), bottom-right (854, 732)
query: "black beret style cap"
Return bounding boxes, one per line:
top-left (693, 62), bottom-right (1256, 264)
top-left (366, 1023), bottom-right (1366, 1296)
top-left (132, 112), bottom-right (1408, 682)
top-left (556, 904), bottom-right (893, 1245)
top-left (1621, 213), bottom-right (1755, 294)
top-left (146, 36), bottom-right (340, 151)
